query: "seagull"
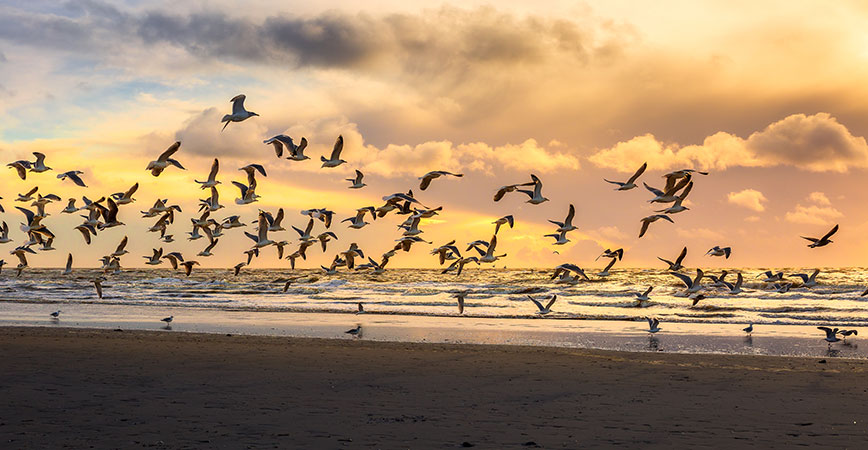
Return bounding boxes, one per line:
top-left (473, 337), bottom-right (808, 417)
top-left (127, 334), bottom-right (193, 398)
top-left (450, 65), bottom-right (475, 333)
top-left (321, 135), bottom-right (346, 168)
top-left (654, 182), bottom-right (692, 214)
top-left (232, 181), bottom-right (259, 205)
top-left (689, 292), bottom-right (707, 306)
top-left (516, 174), bottom-right (549, 204)
top-left (93, 277), bottom-right (104, 299)
top-left (474, 235), bottom-right (506, 263)
top-left (658, 247), bottom-right (687, 271)
top-left (233, 262), bottom-right (245, 276)
top-left (771, 283), bottom-right (791, 294)
top-left (646, 317), bottom-right (662, 334)
top-left (7, 160), bottom-right (31, 180)
top-left (527, 294), bottom-right (557, 315)
top-left (62, 253), bottom-right (72, 275)
top-left (707, 270), bottom-right (730, 288)
top-left (639, 214), bottom-right (674, 238)
top-left (635, 286), bottom-right (653, 303)
top-left (596, 258), bottom-right (617, 277)
top-left (16, 186), bottom-right (38, 202)
top-left (97, 198), bottom-right (124, 229)
top-left (339, 243), bottom-right (365, 269)
top-left (431, 240), bottom-right (461, 265)
top-left (493, 182), bottom-right (535, 202)
top-left (75, 224), bottom-right (96, 245)
top-left (111, 183), bottom-right (139, 205)
top-left (197, 237), bottom-right (218, 257)
top-left (492, 215), bottom-right (514, 234)
top-left (706, 246), bottom-right (731, 259)
top-left (757, 271), bottom-right (784, 283)
top-left (146, 142), bottom-right (185, 177)
top-left (342, 207), bottom-right (376, 229)
top-left (263, 135), bottom-right (294, 158)
top-left (221, 94), bottom-right (258, 131)
top-left (0, 221), bottom-right (11, 244)
top-left (644, 176), bottom-right (691, 203)
top-left (50, 310), bottom-right (61, 319)
top-left (262, 208), bottom-right (285, 232)
top-left (454, 291), bottom-right (468, 314)
top-left (722, 273), bottom-right (744, 294)
top-left (345, 325), bottom-right (362, 337)
top-left (442, 256), bottom-right (479, 276)
top-left (550, 263), bottom-right (590, 281)
top-left (548, 204), bottom-right (577, 233)
top-left (603, 162), bottom-right (647, 190)
top-left (671, 269), bottom-right (705, 293)
top-left (743, 323), bottom-right (753, 335)
top-left (30, 152), bottom-right (51, 173)
top-left (244, 212), bottom-right (274, 248)
top-left (544, 230), bottom-right (570, 245)
top-left (597, 248), bottom-right (624, 261)
top-left (144, 248), bottom-right (164, 265)
top-left (195, 158), bottom-right (220, 189)
top-left (838, 329), bottom-right (858, 341)
top-left (789, 269), bottom-right (821, 287)
top-left (356, 303), bottom-right (365, 314)
top-left (345, 170), bottom-right (366, 189)
top-left (161, 316), bottom-right (174, 325)
top-left (818, 326), bottom-right (841, 346)
top-left (801, 224), bottom-right (838, 248)
top-left (419, 171), bottom-right (463, 190)
top-left (110, 237), bottom-right (131, 258)
top-left (181, 261), bottom-right (199, 276)
top-left (61, 198), bottom-right (78, 214)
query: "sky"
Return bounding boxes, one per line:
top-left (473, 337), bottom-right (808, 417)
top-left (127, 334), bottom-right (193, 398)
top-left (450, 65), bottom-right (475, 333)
top-left (2, 0), bottom-right (868, 269)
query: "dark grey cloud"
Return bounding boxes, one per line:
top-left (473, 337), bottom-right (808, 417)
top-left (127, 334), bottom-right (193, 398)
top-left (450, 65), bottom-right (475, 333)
top-left (0, 2), bottom-right (611, 73)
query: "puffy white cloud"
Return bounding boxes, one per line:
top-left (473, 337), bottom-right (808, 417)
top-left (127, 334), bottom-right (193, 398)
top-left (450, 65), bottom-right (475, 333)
top-left (727, 189), bottom-right (767, 212)
top-left (784, 192), bottom-right (842, 225)
top-left (588, 113), bottom-right (868, 173)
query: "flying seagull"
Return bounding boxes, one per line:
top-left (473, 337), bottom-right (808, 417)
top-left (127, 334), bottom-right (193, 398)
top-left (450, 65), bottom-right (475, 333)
top-left (639, 214), bottom-right (674, 238)
top-left (527, 294), bottom-right (557, 315)
top-left (548, 204), bottom-right (577, 233)
top-left (146, 142), bottom-right (185, 177)
top-left (221, 94), bottom-right (258, 131)
top-left (321, 135), bottom-right (346, 168)
top-left (492, 215), bottom-right (514, 234)
top-left (603, 162), bottom-right (647, 190)
top-left (658, 247), bottom-right (687, 271)
top-left (706, 246), bottom-right (731, 259)
top-left (57, 171), bottom-right (87, 187)
top-left (345, 170), bottom-right (366, 189)
top-left (801, 224), bottom-right (838, 248)
top-left (419, 171), bottom-right (463, 191)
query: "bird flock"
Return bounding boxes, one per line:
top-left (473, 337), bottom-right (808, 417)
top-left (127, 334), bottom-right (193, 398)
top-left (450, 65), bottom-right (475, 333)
top-left (4, 93), bottom-right (856, 347)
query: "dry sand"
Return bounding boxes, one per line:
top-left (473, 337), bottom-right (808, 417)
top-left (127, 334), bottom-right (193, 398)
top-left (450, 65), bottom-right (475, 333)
top-left (1, 326), bottom-right (867, 448)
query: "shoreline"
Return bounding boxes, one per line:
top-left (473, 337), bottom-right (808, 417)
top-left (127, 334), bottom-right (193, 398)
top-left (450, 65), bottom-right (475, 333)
top-left (2, 326), bottom-right (868, 448)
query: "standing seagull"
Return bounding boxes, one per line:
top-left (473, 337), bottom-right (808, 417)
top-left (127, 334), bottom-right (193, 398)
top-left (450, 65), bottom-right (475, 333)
top-left (743, 323), bottom-right (753, 335)
top-left (419, 171), bottom-right (463, 190)
top-left (801, 224), bottom-right (838, 248)
top-left (345, 170), bottom-right (366, 189)
top-left (603, 162), bottom-right (647, 190)
top-left (321, 135), bottom-right (346, 168)
top-left (221, 94), bottom-right (258, 131)
top-left (345, 325), bottom-right (361, 337)
top-left (658, 247), bottom-right (687, 271)
top-left (146, 142), bottom-right (185, 177)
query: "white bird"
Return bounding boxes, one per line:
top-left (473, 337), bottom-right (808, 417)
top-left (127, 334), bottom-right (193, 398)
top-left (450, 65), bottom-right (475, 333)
top-left (550, 263), bottom-right (590, 282)
top-left (345, 170), bottom-right (366, 189)
top-left (474, 235), bottom-right (506, 263)
top-left (61, 198), bottom-right (78, 214)
top-left (603, 162), bottom-right (647, 190)
top-left (232, 181), bottom-right (259, 205)
top-left (419, 171), bottom-right (463, 191)
top-left (264, 136), bottom-right (310, 161)
top-left (644, 176), bottom-right (691, 203)
top-left (492, 215), bottom-right (514, 234)
top-left (0, 221), bottom-right (11, 244)
top-left (654, 181), bottom-right (692, 214)
top-left (110, 236), bottom-right (129, 258)
top-left (7, 160), bottom-right (30, 180)
top-left (757, 271), bottom-right (784, 283)
top-left (706, 246), bottom-right (732, 259)
top-left (722, 273), bottom-right (744, 295)
top-left (244, 212), bottom-right (275, 249)
top-left (516, 174), bottom-right (549, 204)
top-left (30, 152), bottom-right (52, 173)
top-left (320, 135), bottom-right (346, 168)
top-left (670, 269), bottom-right (705, 293)
top-left (527, 294), bottom-right (557, 315)
top-left (342, 207), bottom-right (376, 229)
top-left (658, 247), bottom-right (687, 271)
top-left (789, 269), bottom-right (820, 287)
top-left (596, 258), bottom-right (617, 277)
top-left (544, 230), bottom-right (570, 245)
top-left (146, 142), bottom-right (185, 177)
top-left (635, 286), bottom-right (653, 303)
top-left (144, 248), bottom-right (164, 265)
top-left (195, 158), bottom-right (220, 189)
top-left (548, 204), bottom-right (577, 233)
top-left (111, 183), bottom-right (139, 205)
top-left (639, 214), bottom-right (674, 238)
top-left (16, 186), bottom-right (38, 202)
top-left (221, 94), bottom-right (258, 131)
top-left (493, 182), bottom-right (535, 202)
top-left (771, 283), bottom-right (791, 294)
top-left (197, 237), bottom-right (218, 257)
top-left (646, 317), bottom-right (662, 334)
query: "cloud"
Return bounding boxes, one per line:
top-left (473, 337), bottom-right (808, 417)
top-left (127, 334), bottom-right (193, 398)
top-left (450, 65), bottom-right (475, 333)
top-left (784, 192), bottom-right (842, 225)
top-left (588, 113), bottom-right (868, 173)
top-left (727, 189), bottom-right (767, 212)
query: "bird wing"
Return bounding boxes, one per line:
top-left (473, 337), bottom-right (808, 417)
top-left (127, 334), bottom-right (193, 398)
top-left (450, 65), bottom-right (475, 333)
top-left (638, 220), bottom-right (650, 238)
top-left (116, 236), bottom-right (128, 253)
top-left (675, 247), bottom-right (687, 264)
top-left (643, 182), bottom-right (664, 196)
top-left (527, 295), bottom-right (545, 312)
top-left (670, 271), bottom-right (693, 288)
top-left (626, 162), bottom-right (647, 184)
top-left (820, 224), bottom-right (839, 241)
top-left (564, 204), bottom-right (575, 224)
top-left (65, 253), bottom-right (72, 271)
top-left (231, 94), bottom-right (247, 114)
top-left (330, 135), bottom-right (344, 159)
top-left (642, 286), bottom-right (653, 296)
top-left (544, 294), bottom-right (558, 310)
top-left (208, 158), bottom-right (219, 180)
top-left (157, 142), bottom-right (181, 162)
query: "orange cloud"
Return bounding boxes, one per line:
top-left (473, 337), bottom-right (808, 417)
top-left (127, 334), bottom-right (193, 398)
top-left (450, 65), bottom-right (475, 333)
top-left (727, 189), bottom-right (767, 212)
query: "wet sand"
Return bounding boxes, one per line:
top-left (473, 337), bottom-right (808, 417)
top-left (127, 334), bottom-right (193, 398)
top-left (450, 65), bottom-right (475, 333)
top-left (1, 326), bottom-right (867, 448)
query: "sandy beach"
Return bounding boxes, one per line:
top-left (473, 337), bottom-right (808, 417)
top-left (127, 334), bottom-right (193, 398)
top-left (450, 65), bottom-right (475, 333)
top-left (1, 327), bottom-right (867, 448)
